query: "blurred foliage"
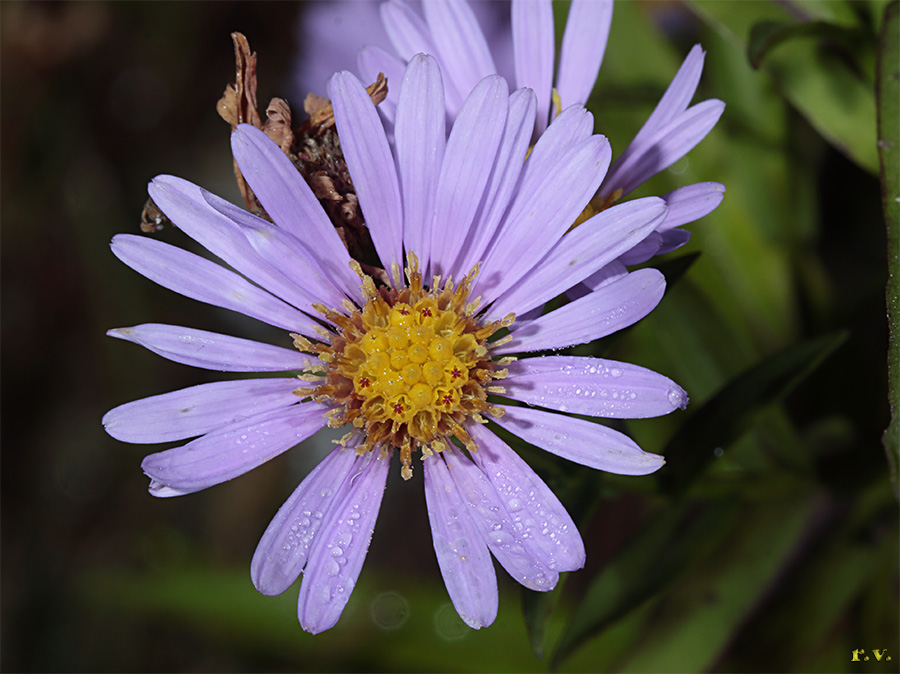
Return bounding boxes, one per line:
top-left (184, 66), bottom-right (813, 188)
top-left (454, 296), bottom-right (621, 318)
top-left (1, 1), bottom-right (897, 673)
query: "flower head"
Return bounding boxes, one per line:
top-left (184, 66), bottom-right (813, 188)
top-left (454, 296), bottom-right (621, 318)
top-left (104, 55), bottom-right (686, 633)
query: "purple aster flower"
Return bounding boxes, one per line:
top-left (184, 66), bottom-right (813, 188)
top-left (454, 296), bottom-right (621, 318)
top-left (104, 55), bottom-right (687, 633)
top-left (355, 0), bottom-right (725, 265)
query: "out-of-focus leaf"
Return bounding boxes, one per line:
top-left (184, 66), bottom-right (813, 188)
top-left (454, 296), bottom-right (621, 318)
top-left (748, 20), bottom-right (863, 69)
top-left (659, 332), bottom-right (847, 497)
top-left (878, 0), bottom-right (900, 498)
top-left (652, 251), bottom-right (701, 290)
top-left (616, 497), bottom-right (817, 673)
top-left (521, 585), bottom-right (555, 659)
top-left (550, 501), bottom-right (739, 669)
top-left (688, 1), bottom-right (879, 173)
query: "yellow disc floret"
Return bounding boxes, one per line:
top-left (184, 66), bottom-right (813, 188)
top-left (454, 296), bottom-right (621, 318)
top-left (292, 254), bottom-right (514, 480)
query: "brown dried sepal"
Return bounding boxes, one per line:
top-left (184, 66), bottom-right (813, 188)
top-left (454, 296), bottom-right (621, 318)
top-left (298, 73), bottom-right (388, 135)
top-left (140, 197), bottom-right (171, 233)
top-left (216, 32), bottom-right (294, 214)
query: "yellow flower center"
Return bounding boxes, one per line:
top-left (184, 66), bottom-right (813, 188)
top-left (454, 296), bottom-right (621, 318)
top-left (352, 298), bottom-right (476, 425)
top-left (291, 254), bottom-right (514, 480)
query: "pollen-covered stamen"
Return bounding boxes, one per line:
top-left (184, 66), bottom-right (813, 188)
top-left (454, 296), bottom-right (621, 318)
top-left (293, 253), bottom-right (512, 480)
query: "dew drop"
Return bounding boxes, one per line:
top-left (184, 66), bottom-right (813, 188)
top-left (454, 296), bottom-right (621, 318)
top-left (667, 387), bottom-right (686, 408)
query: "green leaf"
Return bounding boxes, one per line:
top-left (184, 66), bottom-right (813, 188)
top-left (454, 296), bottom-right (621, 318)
top-left (550, 501), bottom-right (739, 669)
top-left (521, 585), bottom-right (556, 659)
top-left (687, 1), bottom-right (880, 173)
top-left (615, 497), bottom-right (818, 673)
top-left (748, 20), bottom-right (864, 69)
top-left (878, 1), bottom-right (900, 499)
top-left (659, 332), bottom-right (847, 498)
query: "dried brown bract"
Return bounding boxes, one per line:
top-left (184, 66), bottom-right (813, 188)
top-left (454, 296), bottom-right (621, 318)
top-left (216, 33), bottom-right (388, 266)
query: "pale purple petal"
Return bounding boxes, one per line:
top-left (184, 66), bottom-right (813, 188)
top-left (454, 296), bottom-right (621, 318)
top-left (493, 268), bottom-right (665, 354)
top-left (111, 234), bottom-right (313, 333)
top-left (103, 378), bottom-right (302, 444)
top-left (627, 44), bottom-right (706, 151)
top-left (357, 45), bottom-right (407, 120)
top-left (381, 0), bottom-right (439, 63)
top-left (556, 0), bottom-right (613, 109)
top-left (659, 181), bottom-right (725, 231)
top-left (380, 0), bottom-right (464, 114)
top-left (494, 405), bottom-right (666, 475)
top-left (298, 450), bottom-right (390, 634)
top-left (468, 422), bottom-right (585, 572)
top-left (252, 445), bottom-right (359, 596)
top-left (618, 231), bottom-right (663, 266)
top-left (142, 402), bottom-right (330, 496)
top-left (602, 99), bottom-right (725, 198)
top-left (430, 75), bottom-right (509, 277)
top-left (479, 134), bottom-right (612, 305)
top-left (486, 197), bottom-right (666, 320)
top-left (423, 0), bottom-right (497, 112)
top-left (108, 324), bottom-right (320, 372)
top-left (568, 259), bottom-right (629, 301)
top-left (504, 356), bottom-right (689, 418)
top-left (511, 0), bottom-right (554, 133)
top-left (148, 176), bottom-right (332, 332)
top-left (443, 447), bottom-right (558, 591)
top-left (657, 228), bottom-right (692, 255)
top-left (202, 191), bottom-right (357, 312)
top-left (394, 54), bottom-right (445, 270)
top-left (515, 105), bottom-right (595, 194)
top-left (330, 70), bottom-right (404, 270)
top-left (423, 453), bottom-right (498, 629)
top-left (451, 87), bottom-right (536, 278)
top-left (230, 125), bottom-right (362, 299)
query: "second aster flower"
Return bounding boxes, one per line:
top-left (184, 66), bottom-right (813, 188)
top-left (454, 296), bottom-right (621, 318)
top-left (104, 55), bottom-right (687, 633)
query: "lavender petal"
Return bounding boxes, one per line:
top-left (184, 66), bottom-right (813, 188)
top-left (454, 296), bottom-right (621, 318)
top-left (494, 405), bottom-right (666, 475)
top-left (252, 445), bottom-right (359, 596)
top-left (443, 447), bottom-right (558, 591)
top-left (468, 422), bottom-right (585, 572)
top-left (493, 268), bottom-right (665, 354)
top-left (487, 197), bottom-right (666, 320)
top-left (480, 134), bottom-right (611, 305)
top-left (148, 177), bottom-right (330, 334)
top-left (423, 0), bottom-right (496, 113)
top-left (423, 453), bottom-right (498, 629)
top-left (451, 87), bottom-right (536, 278)
top-left (142, 402), bottom-right (330, 495)
top-left (202, 192), bottom-right (358, 311)
top-left (357, 45), bottom-right (406, 120)
top-left (230, 125), bottom-right (362, 300)
top-left (556, 0), bottom-right (613, 109)
top-left (603, 99), bottom-right (725, 198)
top-left (618, 231), bottom-right (663, 266)
top-left (504, 355), bottom-right (689, 418)
top-left (659, 181), bottom-right (725, 230)
top-left (430, 75), bottom-right (509, 277)
top-left (394, 53), bottom-right (446, 271)
top-left (103, 377), bottom-right (302, 444)
top-left (330, 70), bottom-right (404, 270)
top-left (111, 234), bottom-right (314, 333)
top-left (107, 324), bottom-right (320, 372)
top-left (512, 0), bottom-right (554, 133)
top-left (297, 450), bottom-right (390, 634)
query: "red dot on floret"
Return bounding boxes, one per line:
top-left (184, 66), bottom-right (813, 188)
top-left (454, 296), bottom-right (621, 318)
top-left (451, 368), bottom-right (462, 380)
top-left (393, 402), bottom-right (405, 414)
top-left (421, 308), bottom-right (433, 318)
top-left (359, 377), bottom-right (371, 389)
